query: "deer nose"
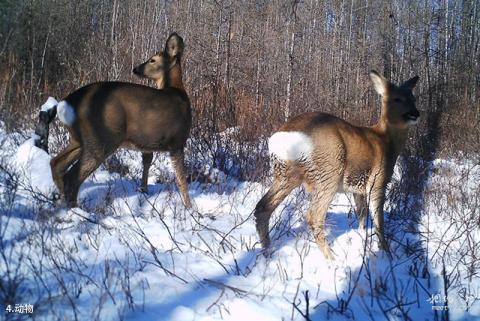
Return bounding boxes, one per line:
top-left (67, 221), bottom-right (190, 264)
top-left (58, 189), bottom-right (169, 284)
top-left (132, 67), bottom-right (140, 75)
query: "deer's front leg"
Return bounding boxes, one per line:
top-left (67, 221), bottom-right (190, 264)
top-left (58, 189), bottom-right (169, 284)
top-left (170, 149), bottom-right (191, 209)
top-left (368, 189), bottom-right (388, 251)
top-left (354, 193), bottom-right (368, 230)
top-left (140, 152), bottom-right (153, 193)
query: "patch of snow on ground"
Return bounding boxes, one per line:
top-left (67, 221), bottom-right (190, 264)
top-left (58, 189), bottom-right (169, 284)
top-left (13, 136), bottom-right (56, 194)
top-left (0, 127), bottom-right (479, 321)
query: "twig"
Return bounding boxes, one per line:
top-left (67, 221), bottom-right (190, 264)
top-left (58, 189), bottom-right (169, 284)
top-left (203, 278), bottom-right (248, 296)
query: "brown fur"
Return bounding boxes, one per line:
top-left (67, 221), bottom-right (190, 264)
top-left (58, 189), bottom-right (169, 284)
top-left (51, 33), bottom-right (192, 208)
top-left (254, 71), bottom-right (420, 259)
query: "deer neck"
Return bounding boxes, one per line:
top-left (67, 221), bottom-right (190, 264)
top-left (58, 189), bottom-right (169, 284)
top-left (167, 62), bottom-right (185, 91)
top-left (374, 109), bottom-right (409, 162)
top-left (155, 78), bottom-right (167, 89)
top-left (154, 62), bottom-right (185, 91)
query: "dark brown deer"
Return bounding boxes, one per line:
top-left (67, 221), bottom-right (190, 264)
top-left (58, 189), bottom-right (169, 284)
top-left (254, 71), bottom-right (420, 259)
top-left (35, 33), bottom-right (192, 208)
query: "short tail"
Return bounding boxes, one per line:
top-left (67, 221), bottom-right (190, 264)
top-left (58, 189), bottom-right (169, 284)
top-left (34, 97), bottom-right (58, 153)
top-left (268, 131), bottom-right (313, 161)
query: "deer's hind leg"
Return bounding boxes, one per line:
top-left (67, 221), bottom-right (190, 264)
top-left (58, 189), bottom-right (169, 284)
top-left (306, 185), bottom-right (338, 260)
top-left (62, 136), bottom-right (120, 208)
top-left (62, 149), bottom-right (106, 207)
top-left (50, 139), bottom-right (81, 196)
top-left (254, 160), bottom-right (302, 249)
top-left (303, 164), bottom-right (341, 260)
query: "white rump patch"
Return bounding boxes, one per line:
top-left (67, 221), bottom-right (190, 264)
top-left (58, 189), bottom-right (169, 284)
top-left (40, 96), bottom-right (58, 112)
top-left (268, 131), bottom-right (313, 161)
top-left (57, 100), bottom-right (76, 126)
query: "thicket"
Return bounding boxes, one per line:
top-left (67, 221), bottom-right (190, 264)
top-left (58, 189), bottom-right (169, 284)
top-left (1, 0), bottom-right (479, 182)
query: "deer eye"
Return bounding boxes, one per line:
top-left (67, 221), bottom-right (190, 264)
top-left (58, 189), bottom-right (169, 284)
top-left (150, 59), bottom-right (156, 63)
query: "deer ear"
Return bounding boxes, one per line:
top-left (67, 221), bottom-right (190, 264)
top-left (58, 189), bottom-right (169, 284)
top-left (369, 70), bottom-right (391, 96)
top-left (165, 33), bottom-right (184, 58)
top-left (401, 76), bottom-right (419, 90)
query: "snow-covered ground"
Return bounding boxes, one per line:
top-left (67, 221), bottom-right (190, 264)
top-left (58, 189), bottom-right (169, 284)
top-left (1, 123), bottom-right (479, 320)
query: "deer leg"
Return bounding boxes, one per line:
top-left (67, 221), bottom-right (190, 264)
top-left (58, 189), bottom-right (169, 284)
top-left (140, 152), bottom-right (153, 193)
top-left (170, 149), bottom-right (191, 208)
top-left (254, 179), bottom-right (299, 249)
top-left (306, 187), bottom-right (337, 260)
top-left (50, 141), bottom-right (81, 195)
top-left (62, 151), bottom-right (104, 208)
top-left (354, 193), bottom-right (368, 230)
top-left (368, 190), bottom-right (388, 251)
top-left (254, 161), bottom-right (301, 249)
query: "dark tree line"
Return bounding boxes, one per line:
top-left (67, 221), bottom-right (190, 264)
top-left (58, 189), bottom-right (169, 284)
top-left (0, 0), bottom-right (479, 178)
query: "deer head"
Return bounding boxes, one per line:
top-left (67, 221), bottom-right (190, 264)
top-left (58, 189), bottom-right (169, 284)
top-left (133, 33), bottom-right (185, 89)
top-left (369, 70), bottom-right (420, 129)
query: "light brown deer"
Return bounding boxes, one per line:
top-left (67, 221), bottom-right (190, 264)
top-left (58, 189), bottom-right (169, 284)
top-left (39, 33), bottom-right (192, 208)
top-left (254, 71), bottom-right (420, 259)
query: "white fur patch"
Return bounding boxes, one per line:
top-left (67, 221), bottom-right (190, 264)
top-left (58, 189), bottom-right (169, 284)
top-left (40, 96), bottom-right (58, 112)
top-left (57, 100), bottom-right (76, 126)
top-left (268, 131), bottom-right (313, 161)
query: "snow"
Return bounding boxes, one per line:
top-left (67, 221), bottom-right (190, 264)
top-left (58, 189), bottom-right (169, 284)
top-left (268, 131), bottom-right (313, 161)
top-left (40, 96), bottom-right (58, 112)
top-left (0, 125), bottom-right (479, 321)
top-left (225, 299), bottom-right (281, 321)
top-left (13, 136), bottom-right (56, 194)
top-left (170, 306), bottom-right (196, 321)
